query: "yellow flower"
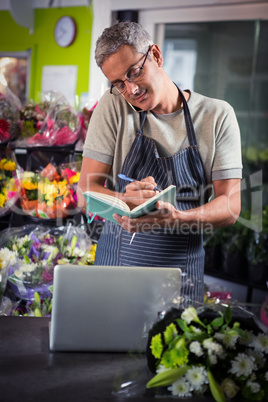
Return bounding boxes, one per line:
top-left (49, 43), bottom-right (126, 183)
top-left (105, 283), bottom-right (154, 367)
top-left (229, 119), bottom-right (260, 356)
top-left (69, 172), bottom-right (80, 185)
top-left (22, 172), bottom-right (38, 190)
top-left (0, 158), bottom-right (16, 171)
top-left (55, 179), bottom-right (69, 197)
top-left (22, 180), bottom-right (38, 190)
top-left (38, 181), bottom-right (56, 206)
top-left (4, 161), bottom-right (16, 171)
top-left (6, 178), bottom-right (17, 192)
top-left (89, 243), bottom-right (97, 260)
top-left (0, 193), bottom-right (6, 207)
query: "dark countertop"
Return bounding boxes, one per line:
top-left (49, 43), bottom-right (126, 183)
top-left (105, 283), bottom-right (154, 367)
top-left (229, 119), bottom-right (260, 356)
top-left (0, 317), bottom-right (213, 402)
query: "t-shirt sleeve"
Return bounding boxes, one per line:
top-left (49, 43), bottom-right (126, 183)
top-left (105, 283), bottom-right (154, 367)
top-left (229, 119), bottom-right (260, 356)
top-left (212, 105), bottom-right (242, 181)
top-left (82, 91), bottom-right (118, 166)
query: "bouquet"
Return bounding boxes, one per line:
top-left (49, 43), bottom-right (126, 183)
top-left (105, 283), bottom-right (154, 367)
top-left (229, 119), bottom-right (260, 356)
top-left (0, 224), bottom-right (95, 300)
top-left (61, 163), bottom-right (81, 207)
top-left (0, 246), bottom-right (17, 298)
top-left (26, 92), bottom-right (80, 147)
top-left (12, 91), bottom-right (80, 147)
top-left (20, 163), bottom-right (79, 219)
top-left (0, 151), bottom-right (20, 216)
top-left (79, 102), bottom-right (97, 141)
top-left (12, 291), bottom-right (52, 317)
top-left (0, 82), bottom-right (21, 144)
top-left (19, 101), bottom-right (49, 138)
top-left (146, 305), bottom-right (268, 401)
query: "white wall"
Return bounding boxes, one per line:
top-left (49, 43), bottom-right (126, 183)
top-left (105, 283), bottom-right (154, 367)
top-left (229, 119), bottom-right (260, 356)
top-left (89, 0), bottom-right (268, 100)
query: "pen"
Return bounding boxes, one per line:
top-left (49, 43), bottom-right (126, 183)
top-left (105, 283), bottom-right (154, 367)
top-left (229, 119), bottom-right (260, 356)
top-left (129, 232), bottom-right (136, 245)
top-left (118, 174), bottom-right (161, 191)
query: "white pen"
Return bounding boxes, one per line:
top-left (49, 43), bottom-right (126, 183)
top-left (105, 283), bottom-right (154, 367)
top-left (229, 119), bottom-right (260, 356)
top-left (129, 232), bottom-right (136, 245)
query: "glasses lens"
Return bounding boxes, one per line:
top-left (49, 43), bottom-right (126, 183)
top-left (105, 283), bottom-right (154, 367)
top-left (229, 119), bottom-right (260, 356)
top-left (127, 66), bottom-right (144, 82)
top-left (111, 84), bottom-right (125, 95)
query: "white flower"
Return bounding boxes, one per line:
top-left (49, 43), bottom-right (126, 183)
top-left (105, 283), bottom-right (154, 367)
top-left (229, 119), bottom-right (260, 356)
top-left (247, 349), bottom-right (265, 369)
top-left (0, 248), bottom-right (18, 268)
top-left (189, 341), bottom-right (203, 357)
top-left (156, 365), bottom-right (169, 374)
top-left (208, 353), bottom-right (218, 365)
top-left (14, 269), bottom-right (25, 279)
top-left (221, 378), bottom-right (240, 398)
top-left (41, 244), bottom-right (56, 254)
top-left (247, 380), bottom-right (261, 393)
top-left (214, 330), bottom-right (239, 349)
top-left (168, 378), bottom-right (192, 397)
top-left (185, 366), bottom-right (208, 391)
top-left (16, 235), bottom-right (29, 248)
top-left (18, 263), bottom-right (37, 273)
top-left (203, 338), bottom-right (224, 357)
top-left (181, 307), bottom-right (199, 324)
top-left (229, 353), bottom-right (256, 377)
top-left (250, 333), bottom-right (268, 354)
top-left (66, 246), bottom-right (84, 257)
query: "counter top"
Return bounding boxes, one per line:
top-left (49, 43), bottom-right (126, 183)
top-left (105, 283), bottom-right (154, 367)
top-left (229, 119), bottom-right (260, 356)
top-left (0, 317), bottom-right (214, 402)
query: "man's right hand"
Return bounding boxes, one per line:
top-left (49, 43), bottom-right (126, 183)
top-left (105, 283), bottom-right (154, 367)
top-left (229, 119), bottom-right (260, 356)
top-left (123, 176), bottom-right (159, 209)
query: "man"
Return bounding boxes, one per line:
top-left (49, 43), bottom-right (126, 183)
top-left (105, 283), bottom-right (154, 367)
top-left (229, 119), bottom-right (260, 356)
top-left (77, 21), bottom-right (242, 304)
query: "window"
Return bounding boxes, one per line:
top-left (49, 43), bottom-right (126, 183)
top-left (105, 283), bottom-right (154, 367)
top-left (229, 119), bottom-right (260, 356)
top-left (0, 51), bottom-right (31, 106)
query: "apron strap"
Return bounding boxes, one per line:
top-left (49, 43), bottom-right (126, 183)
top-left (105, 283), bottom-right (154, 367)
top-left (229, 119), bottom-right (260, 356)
top-left (137, 111), bottom-right (147, 135)
top-left (177, 86), bottom-right (198, 147)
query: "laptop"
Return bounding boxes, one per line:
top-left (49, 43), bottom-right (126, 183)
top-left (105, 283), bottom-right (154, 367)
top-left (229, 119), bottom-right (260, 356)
top-left (49, 265), bottom-right (181, 352)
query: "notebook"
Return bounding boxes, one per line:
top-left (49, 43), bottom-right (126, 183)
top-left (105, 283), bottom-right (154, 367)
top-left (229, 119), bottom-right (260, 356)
top-left (49, 265), bottom-right (181, 352)
top-left (83, 185), bottom-right (176, 225)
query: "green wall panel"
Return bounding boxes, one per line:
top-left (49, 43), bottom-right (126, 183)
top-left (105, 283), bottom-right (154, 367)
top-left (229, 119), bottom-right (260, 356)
top-left (0, 6), bottom-right (93, 104)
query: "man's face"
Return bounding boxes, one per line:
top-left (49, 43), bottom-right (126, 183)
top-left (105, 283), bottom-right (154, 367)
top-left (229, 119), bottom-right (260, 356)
top-left (101, 44), bottom-right (164, 113)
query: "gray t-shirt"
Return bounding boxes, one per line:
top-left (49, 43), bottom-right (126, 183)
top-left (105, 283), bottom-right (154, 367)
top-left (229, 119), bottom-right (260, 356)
top-left (83, 89), bottom-right (242, 190)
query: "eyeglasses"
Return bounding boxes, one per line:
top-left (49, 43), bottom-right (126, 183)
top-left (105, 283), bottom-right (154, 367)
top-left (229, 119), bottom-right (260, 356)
top-left (110, 46), bottom-right (151, 96)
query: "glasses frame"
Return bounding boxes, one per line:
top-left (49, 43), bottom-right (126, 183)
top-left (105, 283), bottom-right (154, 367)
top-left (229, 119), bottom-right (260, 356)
top-left (110, 45), bottom-right (151, 95)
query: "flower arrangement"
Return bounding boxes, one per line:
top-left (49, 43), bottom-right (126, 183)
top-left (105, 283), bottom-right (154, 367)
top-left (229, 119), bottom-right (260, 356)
top-left (20, 171), bottom-right (39, 215)
top-left (26, 103), bottom-right (80, 147)
top-left (146, 305), bottom-right (268, 401)
top-left (0, 225), bottom-right (95, 300)
top-left (0, 82), bottom-right (21, 143)
top-left (12, 291), bottom-right (52, 317)
top-left (61, 165), bottom-right (80, 206)
top-left (79, 102), bottom-right (97, 141)
top-left (0, 247), bottom-right (17, 298)
top-left (0, 155), bottom-right (20, 215)
top-left (19, 101), bottom-right (49, 138)
top-left (20, 163), bottom-right (79, 219)
top-left (12, 91), bottom-right (81, 148)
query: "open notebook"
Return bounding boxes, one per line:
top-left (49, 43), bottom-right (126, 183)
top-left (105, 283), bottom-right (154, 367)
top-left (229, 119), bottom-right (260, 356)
top-left (49, 265), bottom-right (182, 352)
top-left (83, 185), bottom-right (176, 225)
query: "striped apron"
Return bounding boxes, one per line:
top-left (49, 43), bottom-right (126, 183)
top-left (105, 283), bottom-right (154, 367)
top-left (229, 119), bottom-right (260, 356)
top-left (95, 88), bottom-right (208, 303)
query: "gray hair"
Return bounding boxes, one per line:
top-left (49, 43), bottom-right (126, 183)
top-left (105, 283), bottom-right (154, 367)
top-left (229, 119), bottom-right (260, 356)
top-left (95, 21), bottom-right (153, 68)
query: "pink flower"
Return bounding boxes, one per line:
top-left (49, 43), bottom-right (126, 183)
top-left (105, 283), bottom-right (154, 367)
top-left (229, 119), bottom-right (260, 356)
top-left (0, 119), bottom-right (10, 138)
top-left (62, 168), bottom-right (76, 180)
top-left (42, 268), bottom-right (53, 283)
top-left (7, 191), bottom-right (16, 200)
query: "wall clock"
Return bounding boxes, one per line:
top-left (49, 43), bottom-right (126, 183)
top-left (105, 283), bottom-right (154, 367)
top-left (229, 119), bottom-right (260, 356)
top-left (54, 16), bottom-right (77, 48)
